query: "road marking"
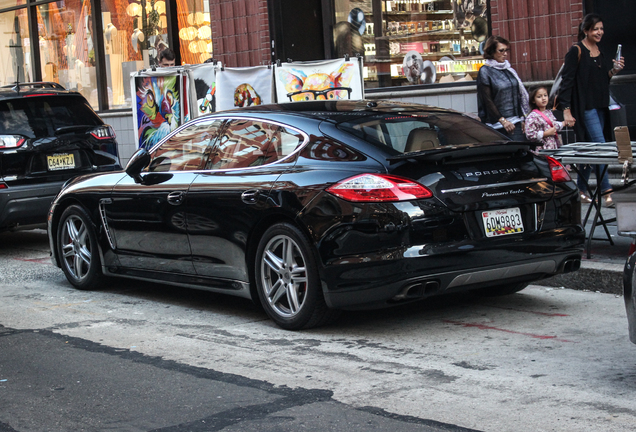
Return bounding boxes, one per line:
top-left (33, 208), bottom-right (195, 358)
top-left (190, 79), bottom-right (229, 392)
top-left (443, 320), bottom-right (576, 342)
top-left (13, 257), bottom-right (51, 265)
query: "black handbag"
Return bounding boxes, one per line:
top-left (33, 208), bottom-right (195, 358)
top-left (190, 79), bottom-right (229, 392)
top-left (549, 44), bottom-right (581, 110)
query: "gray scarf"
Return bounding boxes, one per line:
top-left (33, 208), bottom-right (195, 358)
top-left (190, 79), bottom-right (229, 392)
top-left (484, 59), bottom-right (530, 115)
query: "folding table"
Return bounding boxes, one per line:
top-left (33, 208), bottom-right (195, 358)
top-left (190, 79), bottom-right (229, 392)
top-left (540, 140), bottom-right (635, 258)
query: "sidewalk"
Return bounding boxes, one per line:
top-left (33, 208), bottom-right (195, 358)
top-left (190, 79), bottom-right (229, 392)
top-left (540, 202), bottom-right (632, 294)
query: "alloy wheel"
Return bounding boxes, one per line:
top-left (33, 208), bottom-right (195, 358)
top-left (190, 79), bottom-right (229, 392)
top-left (260, 234), bottom-right (308, 318)
top-left (60, 214), bottom-right (93, 282)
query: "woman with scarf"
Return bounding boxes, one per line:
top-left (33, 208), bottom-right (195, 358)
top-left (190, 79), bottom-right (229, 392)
top-left (477, 35), bottom-right (530, 141)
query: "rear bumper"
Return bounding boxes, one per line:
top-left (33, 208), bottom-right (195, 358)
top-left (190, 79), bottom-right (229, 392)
top-left (320, 226), bottom-right (585, 309)
top-left (0, 181), bottom-right (64, 230)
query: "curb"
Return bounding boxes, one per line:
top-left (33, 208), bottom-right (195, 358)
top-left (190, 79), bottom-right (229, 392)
top-left (539, 261), bottom-right (625, 295)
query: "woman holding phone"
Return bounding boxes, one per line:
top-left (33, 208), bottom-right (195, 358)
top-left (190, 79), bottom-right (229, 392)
top-left (557, 13), bottom-right (625, 206)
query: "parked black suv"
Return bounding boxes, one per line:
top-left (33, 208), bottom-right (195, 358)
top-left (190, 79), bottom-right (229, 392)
top-left (0, 82), bottom-right (121, 231)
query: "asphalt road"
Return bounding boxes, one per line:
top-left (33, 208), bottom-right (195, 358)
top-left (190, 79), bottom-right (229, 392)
top-left (1, 229), bottom-right (635, 432)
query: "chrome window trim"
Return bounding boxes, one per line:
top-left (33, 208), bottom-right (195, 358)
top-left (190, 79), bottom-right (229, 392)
top-left (441, 178), bottom-right (548, 194)
top-left (146, 115), bottom-right (310, 174)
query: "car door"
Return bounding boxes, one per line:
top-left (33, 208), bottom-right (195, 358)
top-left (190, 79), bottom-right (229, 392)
top-left (104, 117), bottom-right (223, 274)
top-left (186, 117), bottom-right (307, 283)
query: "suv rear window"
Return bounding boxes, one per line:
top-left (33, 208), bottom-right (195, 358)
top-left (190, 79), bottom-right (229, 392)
top-left (0, 95), bottom-right (102, 139)
top-left (337, 112), bottom-right (508, 153)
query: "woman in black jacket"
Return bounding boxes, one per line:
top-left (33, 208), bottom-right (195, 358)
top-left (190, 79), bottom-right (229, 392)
top-left (558, 13), bottom-right (624, 205)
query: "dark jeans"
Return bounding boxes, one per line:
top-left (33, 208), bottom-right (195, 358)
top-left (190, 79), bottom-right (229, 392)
top-left (577, 108), bottom-right (612, 194)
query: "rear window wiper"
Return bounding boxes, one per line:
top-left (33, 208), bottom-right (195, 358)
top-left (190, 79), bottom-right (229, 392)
top-left (55, 125), bottom-right (96, 135)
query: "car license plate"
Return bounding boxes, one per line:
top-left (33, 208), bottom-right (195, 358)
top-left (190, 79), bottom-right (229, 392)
top-left (47, 153), bottom-right (75, 171)
top-left (481, 207), bottom-right (524, 237)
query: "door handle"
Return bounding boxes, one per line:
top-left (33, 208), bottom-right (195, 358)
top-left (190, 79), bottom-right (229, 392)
top-left (241, 189), bottom-right (260, 204)
top-left (167, 191), bottom-right (185, 206)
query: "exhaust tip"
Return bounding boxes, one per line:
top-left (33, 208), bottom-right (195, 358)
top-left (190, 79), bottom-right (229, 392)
top-left (391, 280), bottom-right (440, 302)
top-left (562, 258), bottom-right (581, 274)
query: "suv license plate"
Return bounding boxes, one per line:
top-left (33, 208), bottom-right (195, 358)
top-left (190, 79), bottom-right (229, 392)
top-left (482, 207), bottom-right (524, 237)
top-left (47, 153), bottom-right (75, 171)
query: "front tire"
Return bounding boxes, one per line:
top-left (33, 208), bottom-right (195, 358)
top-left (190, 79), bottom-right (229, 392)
top-left (255, 223), bottom-right (338, 330)
top-left (57, 205), bottom-right (105, 290)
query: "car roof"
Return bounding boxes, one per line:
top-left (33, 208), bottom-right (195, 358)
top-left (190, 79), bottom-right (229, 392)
top-left (0, 82), bottom-right (84, 100)
top-left (207, 100), bottom-right (461, 123)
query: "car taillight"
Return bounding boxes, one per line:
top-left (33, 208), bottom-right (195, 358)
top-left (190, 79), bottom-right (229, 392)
top-left (90, 125), bottom-right (116, 140)
top-left (0, 183), bottom-right (7, 189)
top-left (326, 174), bottom-right (433, 202)
top-left (545, 156), bottom-right (571, 182)
top-left (0, 135), bottom-right (25, 148)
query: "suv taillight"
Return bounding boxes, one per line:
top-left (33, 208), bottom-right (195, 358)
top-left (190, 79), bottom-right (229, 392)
top-left (326, 174), bottom-right (433, 202)
top-left (545, 156), bottom-right (571, 182)
top-left (90, 125), bottom-right (116, 140)
top-left (0, 135), bottom-right (25, 148)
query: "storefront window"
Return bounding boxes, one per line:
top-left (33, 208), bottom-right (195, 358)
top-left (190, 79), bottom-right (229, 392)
top-left (36, 1), bottom-right (97, 105)
top-left (0, 7), bottom-right (31, 84)
top-left (176, 0), bottom-right (212, 64)
top-left (0, 0), bottom-right (24, 9)
top-left (334, 0), bottom-right (489, 89)
top-left (100, 0), bottom-right (170, 110)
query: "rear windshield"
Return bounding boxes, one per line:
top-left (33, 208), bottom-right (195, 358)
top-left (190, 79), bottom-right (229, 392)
top-left (337, 112), bottom-right (508, 154)
top-left (0, 95), bottom-right (102, 138)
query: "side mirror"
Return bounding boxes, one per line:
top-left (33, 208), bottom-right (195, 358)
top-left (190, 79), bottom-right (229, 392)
top-left (125, 148), bottom-right (151, 183)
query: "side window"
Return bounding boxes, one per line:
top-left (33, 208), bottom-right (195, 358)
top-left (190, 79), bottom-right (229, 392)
top-left (148, 119), bottom-right (222, 172)
top-left (209, 120), bottom-right (303, 170)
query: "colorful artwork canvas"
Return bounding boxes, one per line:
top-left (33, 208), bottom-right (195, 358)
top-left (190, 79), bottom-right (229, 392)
top-left (274, 58), bottom-right (364, 103)
top-left (186, 63), bottom-right (216, 118)
top-left (133, 74), bottom-right (181, 149)
top-left (215, 66), bottom-right (273, 111)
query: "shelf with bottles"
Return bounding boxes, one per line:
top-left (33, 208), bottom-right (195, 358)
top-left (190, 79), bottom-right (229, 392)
top-left (434, 59), bottom-right (484, 74)
top-left (362, 9), bottom-right (457, 35)
top-left (382, 0), bottom-right (453, 14)
top-left (380, 58), bottom-right (484, 80)
top-left (363, 19), bottom-right (456, 38)
top-left (372, 30), bottom-right (461, 42)
top-left (365, 39), bottom-right (477, 59)
top-left (382, 10), bottom-right (453, 17)
top-left (364, 51), bottom-right (462, 62)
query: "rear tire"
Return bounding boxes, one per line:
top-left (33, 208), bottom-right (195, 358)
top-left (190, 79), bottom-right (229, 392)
top-left (255, 223), bottom-right (339, 330)
top-left (57, 205), bottom-right (105, 290)
top-left (473, 282), bottom-right (529, 297)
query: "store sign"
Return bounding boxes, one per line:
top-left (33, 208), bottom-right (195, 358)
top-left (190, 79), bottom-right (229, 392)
top-left (400, 43), bottom-right (424, 54)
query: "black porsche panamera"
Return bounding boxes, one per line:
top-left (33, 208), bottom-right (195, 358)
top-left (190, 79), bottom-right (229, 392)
top-left (47, 100), bottom-right (585, 329)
